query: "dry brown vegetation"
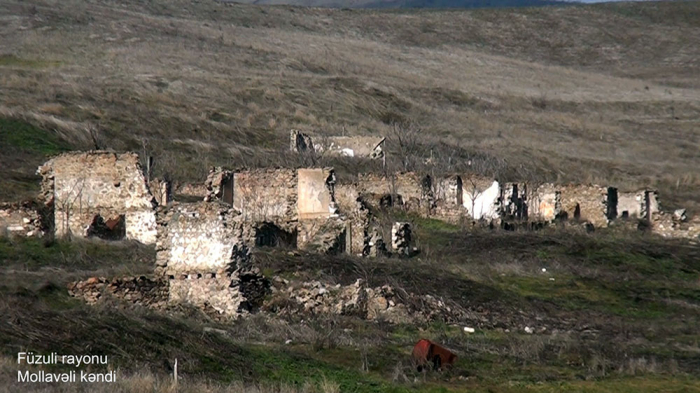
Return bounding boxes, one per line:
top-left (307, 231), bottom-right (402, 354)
top-left (0, 0), bottom-right (699, 211)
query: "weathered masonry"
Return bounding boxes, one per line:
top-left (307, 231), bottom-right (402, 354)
top-left (203, 167), bottom-right (368, 254)
top-left (155, 202), bottom-right (268, 316)
top-left (37, 151), bottom-right (158, 244)
top-left (290, 130), bottom-right (385, 159)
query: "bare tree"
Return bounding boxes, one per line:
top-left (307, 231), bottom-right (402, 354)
top-left (388, 121), bottom-right (423, 172)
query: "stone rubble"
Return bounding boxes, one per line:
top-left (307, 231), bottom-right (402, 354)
top-left (0, 201), bottom-right (46, 237)
top-left (265, 278), bottom-right (463, 324)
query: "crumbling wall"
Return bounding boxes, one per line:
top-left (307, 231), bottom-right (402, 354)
top-left (462, 176), bottom-right (500, 221)
top-left (357, 172), bottom-right (432, 212)
top-left (434, 176), bottom-right (462, 207)
top-left (364, 226), bottom-right (389, 257)
top-left (0, 202), bottom-right (45, 237)
top-left (149, 178), bottom-right (172, 207)
top-left (333, 184), bottom-right (370, 256)
top-left (176, 183), bottom-right (208, 199)
top-left (297, 218), bottom-right (346, 254)
top-left (290, 130), bottom-right (315, 154)
top-left (617, 191), bottom-right (644, 220)
top-left (391, 222), bottom-right (412, 257)
top-left (155, 202), bottom-right (268, 316)
top-left (526, 184), bottom-right (559, 222)
top-left (233, 169), bottom-right (297, 223)
top-left (651, 211), bottom-right (700, 240)
top-left (558, 185), bottom-right (608, 227)
top-left (432, 175), bottom-right (464, 222)
top-left (68, 276), bottom-right (167, 308)
top-left (155, 202), bottom-right (250, 275)
top-left (37, 151), bottom-right (157, 244)
top-left (204, 167), bottom-right (234, 204)
top-left (266, 278), bottom-right (462, 324)
top-left (297, 168), bottom-right (337, 219)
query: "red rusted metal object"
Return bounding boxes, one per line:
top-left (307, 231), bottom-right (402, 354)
top-left (412, 339), bottom-right (457, 371)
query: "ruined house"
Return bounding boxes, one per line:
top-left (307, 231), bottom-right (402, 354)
top-left (355, 172), bottom-right (433, 212)
top-left (149, 178), bottom-right (172, 207)
top-left (432, 175), bottom-right (465, 222)
top-left (37, 151), bottom-right (158, 244)
top-left (202, 167), bottom-right (366, 254)
top-left (499, 183), bottom-right (560, 223)
top-left (155, 202), bottom-right (268, 316)
top-left (556, 185), bottom-right (608, 227)
top-left (612, 189), bottom-right (659, 222)
top-left (290, 130), bottom-right (385, 159)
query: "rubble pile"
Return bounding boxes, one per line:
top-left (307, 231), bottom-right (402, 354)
top-left (265, 278), bottom-right (463, 323)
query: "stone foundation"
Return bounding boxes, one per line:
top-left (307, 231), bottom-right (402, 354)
top-left (0, 201), bottom-right (45, 237)
top-left (67, 276), bottom-right (168, 308)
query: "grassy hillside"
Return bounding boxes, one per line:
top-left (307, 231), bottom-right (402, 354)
top-left (0, 0), bottom-right (699, 212)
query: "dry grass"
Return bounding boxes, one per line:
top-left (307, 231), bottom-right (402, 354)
top-left (0, 0), bottom-right (699, 210)
top-left (0, 356), bottom-right (339, 393)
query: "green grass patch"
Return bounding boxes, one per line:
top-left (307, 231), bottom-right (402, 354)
top-left (0, 117), bottom-right (71, 156)
top-left (0, 237), bottom-right (153, 272)
top-left (0, 54), bottom-right (61, 68)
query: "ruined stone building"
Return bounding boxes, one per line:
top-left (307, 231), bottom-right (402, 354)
top-left (495, 183), bottom-right (659, 228)
top-left (202, 166), bottom-right (371, 255)
top-left (290, 130), bottom-right (385, 159)
top-left (37, 151), bottom-right (158, 244)
top-left (355, 172), bottom-right (433, 212)
top-left (611, 189), bottom-right (659, 222)
top-left (155, 202), bottom-right (268, 316)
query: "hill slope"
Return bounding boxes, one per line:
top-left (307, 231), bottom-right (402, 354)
top-left (0, 0), bottom-right (699, 212)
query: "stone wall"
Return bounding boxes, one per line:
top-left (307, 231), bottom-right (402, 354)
top-left (175, 183), bottom-right (208, 199)
top-left (356, 172), bottom-right (432, 212)
top-left (149, 178), bottom-right (172, 207)
top-left (233, 169), bottom-right (297, 223)
top-left (432, 175), bottom-right (464, 222)
top-left (500, 183), bottom-right (559, 223)
top-left (0, 202), bottom-right (45, 237)
top-left (529, 184), bottom-right (559, 222)
top-left (333, 184), bottom-right (371, 256)
top-left (297, 217), bottom-right (346, 254)
top-left (155, 202), bottom-right (250, 276)
top-left (652, 212), bottom-right (700, 241)
top-left (297, 168), bottom-right (337, 219)
top-left (204, 167), bottom-right (234, 204)
top-left (558, 185), bottom-right (608, 227)
top-left (615, 189), bottom-right (659, 221)
top-left (391, 222), bottom-right (412, 257)
top-left (155, 201), bottom-right (269, 316)
top-left (37, 151), bottom-right (157, 244)
top-left (68, 276), bottom-right (167, 308)
top-left (265, 278), bottom-right (463, 324)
